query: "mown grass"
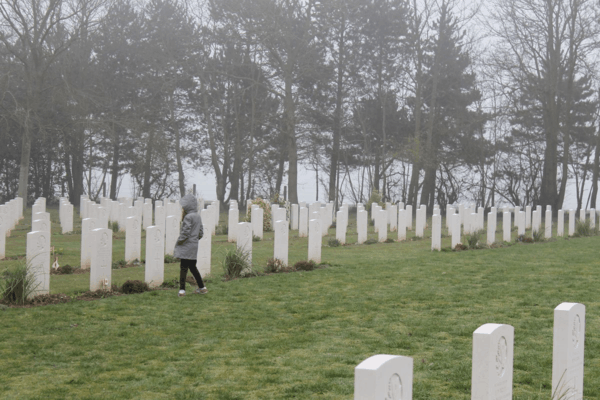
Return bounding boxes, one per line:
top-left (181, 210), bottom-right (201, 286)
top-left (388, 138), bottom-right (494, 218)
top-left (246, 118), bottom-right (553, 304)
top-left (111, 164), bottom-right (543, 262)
top-left (0, 207), bottom-right (599, 399)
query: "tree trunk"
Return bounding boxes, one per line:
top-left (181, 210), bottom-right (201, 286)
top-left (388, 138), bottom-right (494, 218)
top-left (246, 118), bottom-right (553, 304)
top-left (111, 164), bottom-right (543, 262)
top-left (17, 117), bottom-right (32, 209)
top-left (284, 66), bottom-right (298, 204)
top-left (142, 132), bottom-right (155, 198)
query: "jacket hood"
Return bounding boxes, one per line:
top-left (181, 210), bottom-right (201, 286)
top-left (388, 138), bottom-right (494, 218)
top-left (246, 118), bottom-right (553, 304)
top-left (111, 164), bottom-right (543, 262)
top-left (180, 194), bottom-right (198, 214)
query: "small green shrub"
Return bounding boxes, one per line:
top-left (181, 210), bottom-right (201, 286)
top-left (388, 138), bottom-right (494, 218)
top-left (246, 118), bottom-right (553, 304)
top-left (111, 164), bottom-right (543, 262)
top-left (364, 238), bottom-right (378, 245)
top-left (223, 248), bottom-right (252, 280)
top-left (164, 254), bottom-right (178, 264)
top-left (328, 238), bottom-right (341, 247)
top-left (294, 260), bottom-right (317, 271)
top-left (384, 238), bottom-right (395, 243)
top-left (532, 229), bottom-right (544, 242)
top-left (57, 264), bottom-right (74, 274)
top-left (215, 224), bottom-right (228, 235)
top-left (112, 259), bottom-right (127, 269)
top-left (574, 219), bottom-right (593, 237)
top-left (454, 243), bottom-right (468, 251)
top-left (0, 261), bottom-right (39, 305)
top-left (252, 235), bottom-right (261, 242)
top-left (111, 221), bottom-right (119, 233)
top-left (265, 258), bottom-right (287, 273)
top-left (366, 190), bottom-right (382, 212)
top-left (465, 230), bottom-right (485, 249)
top-left (160, 279), bottom-right (179, 289)
top-left (121, 280), bottom-right (149, 294)
top-left (517, 234), bottom-right (534, 243)
top-left (246, 197), bottom-right (273, 231)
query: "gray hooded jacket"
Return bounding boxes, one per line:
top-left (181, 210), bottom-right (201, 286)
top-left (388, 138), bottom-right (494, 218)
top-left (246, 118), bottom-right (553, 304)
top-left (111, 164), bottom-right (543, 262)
top-left (174, 194), bottom-right (204, 260)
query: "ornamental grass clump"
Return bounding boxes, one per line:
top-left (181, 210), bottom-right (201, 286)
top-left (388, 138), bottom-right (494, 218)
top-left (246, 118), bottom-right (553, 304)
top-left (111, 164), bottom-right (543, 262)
top-left (574, 219), bottom-right (593, 237)
top-left (121, 280), bottom-right (149, 294)
top-left (265, 258), bottom-right (288, 273)
top-left (223, 248), bottom-right (252, 280)
top-left (293, 260), bottom-right (316, 271)
top-left (0, 260), bottom-right (39, 305)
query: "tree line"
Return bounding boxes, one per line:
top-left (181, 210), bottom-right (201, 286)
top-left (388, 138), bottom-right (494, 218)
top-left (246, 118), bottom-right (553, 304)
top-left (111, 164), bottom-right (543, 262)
top-left (0, 0), bottom-right (598, 213)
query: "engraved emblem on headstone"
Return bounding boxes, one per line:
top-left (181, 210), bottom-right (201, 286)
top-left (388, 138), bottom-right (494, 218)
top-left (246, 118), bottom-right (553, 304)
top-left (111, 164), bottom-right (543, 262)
top-left (134, 219), bottom-right (139, 231)
top-left (496, 336), bottom-right (508, 377)
top-left (386, 373), bottom-right (402, 400)
top-left (572, 314), bottom-right (581, 349)
top-left (37, 235), bottom-right (46, 252)
top-left (101, 232), bottom-right (108, 247)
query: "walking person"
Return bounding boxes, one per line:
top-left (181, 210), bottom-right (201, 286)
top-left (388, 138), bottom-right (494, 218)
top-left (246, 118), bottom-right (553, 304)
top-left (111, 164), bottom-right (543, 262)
top-left (175, 194), bottom-right (208, 296)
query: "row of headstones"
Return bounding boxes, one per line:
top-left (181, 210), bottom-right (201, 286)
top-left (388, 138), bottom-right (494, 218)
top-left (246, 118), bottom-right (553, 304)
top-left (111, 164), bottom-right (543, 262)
top-left (0, 197), bottom-right (24, 259)
top-left (354, 302), bottom-right (585, 400)
top-left (208, 200), bottom-right (600, 268)
top-left (26, 217), bottom-right (214, 297)
top-left (58, 198), bottom-right (74, 233)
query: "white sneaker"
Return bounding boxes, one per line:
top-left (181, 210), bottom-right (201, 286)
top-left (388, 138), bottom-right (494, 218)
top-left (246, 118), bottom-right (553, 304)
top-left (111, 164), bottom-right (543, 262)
top-left (194, 287), bottom-right (208, 294)
top-left (178, 290), bottom-right (186, 297)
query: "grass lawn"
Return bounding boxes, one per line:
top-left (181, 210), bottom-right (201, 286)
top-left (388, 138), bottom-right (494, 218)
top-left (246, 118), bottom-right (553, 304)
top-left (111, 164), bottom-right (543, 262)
top-left (1, 207), bottom-right (599, 399)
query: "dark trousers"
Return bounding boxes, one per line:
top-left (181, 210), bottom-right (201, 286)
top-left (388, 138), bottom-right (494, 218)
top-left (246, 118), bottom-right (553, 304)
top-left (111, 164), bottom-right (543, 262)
top-left (179, 259), bottom-right (205, 290)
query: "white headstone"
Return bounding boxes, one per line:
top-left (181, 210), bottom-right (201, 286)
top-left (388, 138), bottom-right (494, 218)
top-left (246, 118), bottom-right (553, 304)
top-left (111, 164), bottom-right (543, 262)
top-left (62, 204), bottom-right (74, 234)
top-left (397, 209), bottom-right (406, 241)
top-left (197, 224), bottom-right (211, 277)
top-left (452, 213), bottom-right (461, 248)
top-left (165, 215), bottom-right (179, 256)
top-left (32, 219), bottom-right (50, 234)
top-left (155, 205), bottom-right (166, 240)
top-left (579, 208), bottom-right (586, 224)
top-left (274, 220), bottom-right (289, 266)
top-left (406, 205), bottom-right (413, 231)
top-left (446, 206), bottom-right (454, 229)
top-left (525, 205), bottom-right (532, 229)
top-left (518, 211), bottom-right (525, 236)
top-left (336, 210), bottom-right (347, 245)
top-left (98, 206), bottom-right (109, 229)
top-left (143, 202), bottom-right (153, 230)
top-left (354, 354), bottom-right (413, 400)
top-left (552, 302), bottom-right (585, 400)
top-left (80, 218), bottom-right (98, 269)
top-left (26, 231), bottom-right (50, 297)
top-left (145, 226), bottom-right (165, 287)
top-left (590, 208), bottom-right (596, 230)
top-left (89, 228), bottom-right (112, 291)
top-left (568, 209), bottom-right (575, 236)
top-left (228, 207), bottom-right (239, 243)
top-left (320, 206), bottom-right (329, 237)
top-left (118, 203), bottom-right (128, 232)
top-left (291, 204), bottom-right (299, 230)
top-left (308, 218), bottom-right (322, 263)
top-left (431, 214), bottom-right (441, 251)
top-left (487, 212), bottom-right (496, 245)
top-left (417, 205), bottom-right (426, 237)
top-left (558, 210), bottom-right (565, 237)
top-left (125, 216), bottom-right (141, 263)
top-left (32, 203), bottom-right (44, 224)
top-left (358, 210), bottom-right (368, 244)
top-left (545, 208), bottom-right (552, 239)
top-left (378, 209), bottom-right (388, 242)
top-left (237, 222), bottom-right (253, 264)
top-left (299, 207), bottom-right (308, 238)
top-left (503, 212), bottom-right (511, 242)
top-left (251, 207), bottom-right (263, 239)
top-left (472, 323), bottom-right (514, 400)
top-left (389, 204), bottom-right (398, 232)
